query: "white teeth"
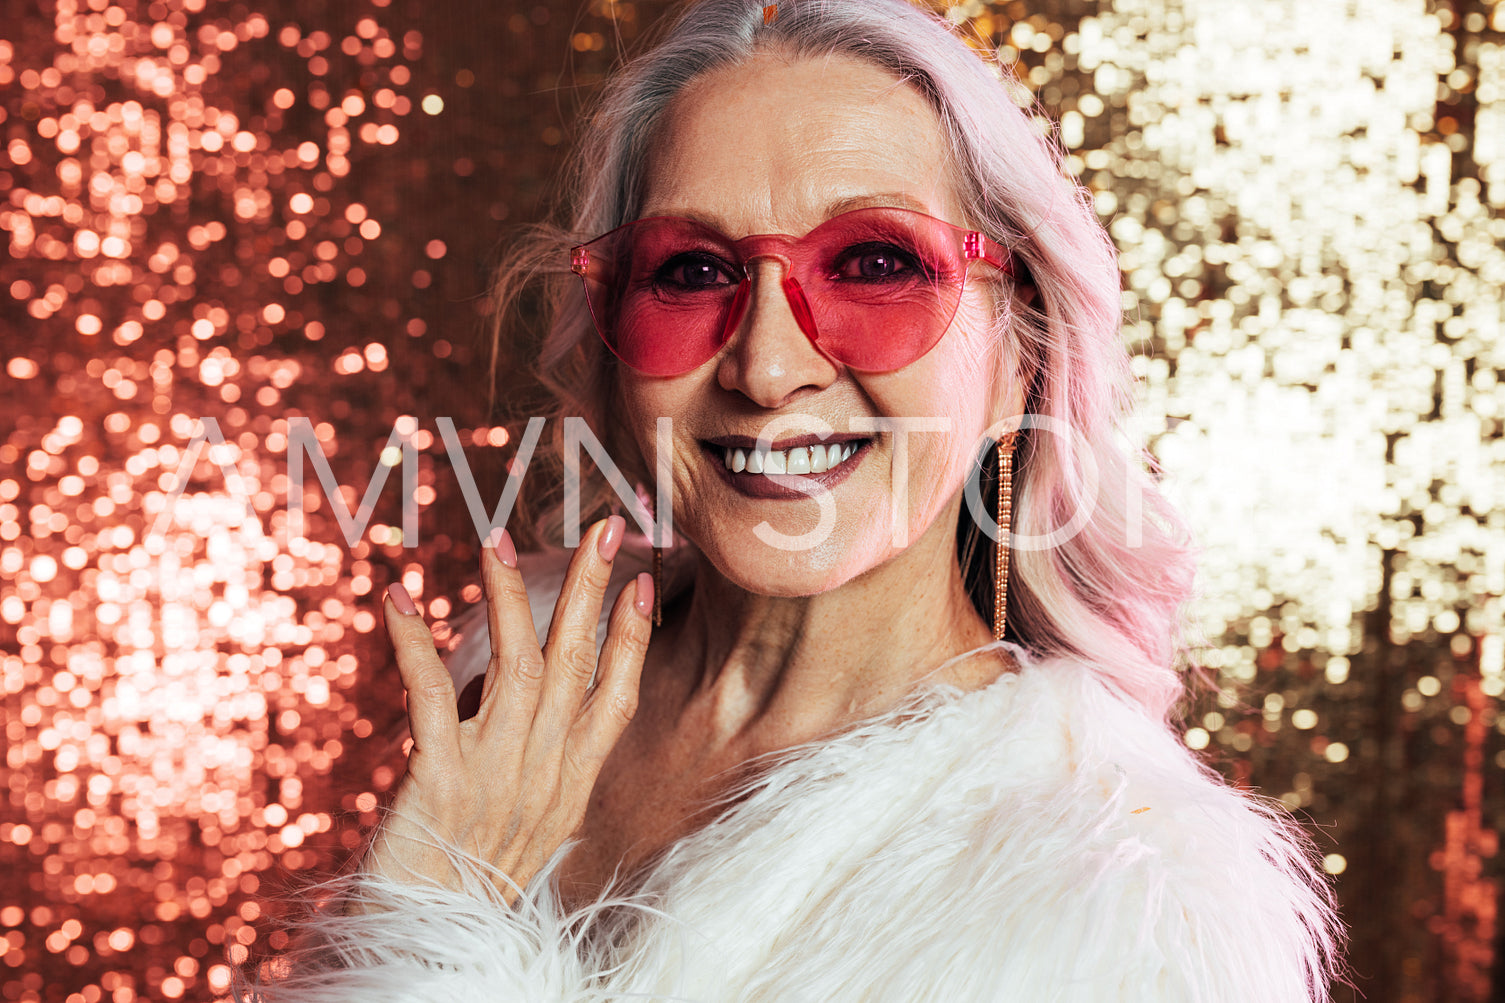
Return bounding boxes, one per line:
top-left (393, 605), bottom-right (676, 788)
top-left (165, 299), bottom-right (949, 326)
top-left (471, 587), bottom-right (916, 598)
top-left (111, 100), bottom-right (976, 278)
top-left (720, 440), bottom-right (863, 474)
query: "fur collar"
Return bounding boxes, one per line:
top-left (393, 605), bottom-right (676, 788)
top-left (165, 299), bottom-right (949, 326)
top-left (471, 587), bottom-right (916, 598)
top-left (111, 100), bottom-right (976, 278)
top-left (245, 549), bottom-right (1345, 1002)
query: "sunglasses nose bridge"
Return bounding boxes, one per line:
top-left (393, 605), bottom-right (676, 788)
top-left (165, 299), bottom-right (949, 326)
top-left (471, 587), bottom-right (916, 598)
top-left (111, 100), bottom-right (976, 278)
top-left (731, 246), bottom-right (799, 322)
top-left (723, 246), bottom-right (825, 358)
top-left (738, 248), bottom-right (794, 280)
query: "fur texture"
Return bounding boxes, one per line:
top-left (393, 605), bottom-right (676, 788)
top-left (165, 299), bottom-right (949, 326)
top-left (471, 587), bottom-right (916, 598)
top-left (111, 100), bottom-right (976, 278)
top-left (240, 550), bottom-right (1346, 1002)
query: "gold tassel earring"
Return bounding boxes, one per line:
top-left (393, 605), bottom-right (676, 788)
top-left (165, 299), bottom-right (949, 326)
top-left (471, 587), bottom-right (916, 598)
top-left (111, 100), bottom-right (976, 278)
top-left (993, 432), bottom-right (1018, 641)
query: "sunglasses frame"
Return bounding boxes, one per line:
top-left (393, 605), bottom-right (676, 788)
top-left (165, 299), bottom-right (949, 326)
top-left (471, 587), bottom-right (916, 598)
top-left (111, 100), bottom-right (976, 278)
top-left (570, 206), bottom-right (1018, 376)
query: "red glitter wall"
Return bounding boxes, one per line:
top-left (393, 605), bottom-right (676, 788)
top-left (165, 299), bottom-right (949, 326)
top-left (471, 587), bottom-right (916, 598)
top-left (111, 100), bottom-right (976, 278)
top-left (2, 1), bottom-right (1501, 1001)
top-left (0, 0), bottom-right (654, 998)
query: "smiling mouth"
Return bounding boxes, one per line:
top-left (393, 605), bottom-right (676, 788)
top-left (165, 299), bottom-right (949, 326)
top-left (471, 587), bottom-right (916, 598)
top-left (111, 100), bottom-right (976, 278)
top-left (697, 435), bottom-right (873, 494)
top-left (720, 440), bottom-right (862, 474)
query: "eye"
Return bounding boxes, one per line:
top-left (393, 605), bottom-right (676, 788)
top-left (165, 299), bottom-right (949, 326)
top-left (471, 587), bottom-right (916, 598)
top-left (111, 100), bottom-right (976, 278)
top-left (833, 242), bottom-right (924, 282)
top-left (655, 252), bottom-right (737, 290)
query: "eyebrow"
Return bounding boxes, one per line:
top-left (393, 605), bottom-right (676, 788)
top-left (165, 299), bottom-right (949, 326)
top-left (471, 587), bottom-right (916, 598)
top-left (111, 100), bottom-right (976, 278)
top-left (642, 191), bottom-right (940, 232)
top-left (822, 191), bottom-right (935, 217)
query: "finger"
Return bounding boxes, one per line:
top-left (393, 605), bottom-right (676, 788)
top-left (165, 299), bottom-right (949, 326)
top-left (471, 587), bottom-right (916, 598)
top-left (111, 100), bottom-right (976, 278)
top-left (384, 585), bottom-right (461, 763)
top-left (568, 573), bottom-right (652, 783)
top-left (529, 516), bottom-right (625, 753)
top-left (475, 529), bottom-right (547, 743)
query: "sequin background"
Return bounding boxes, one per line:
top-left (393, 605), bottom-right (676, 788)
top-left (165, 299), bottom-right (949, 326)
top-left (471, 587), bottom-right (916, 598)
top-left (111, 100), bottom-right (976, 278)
top-left (0, 0), bottom-right (1500, 1000)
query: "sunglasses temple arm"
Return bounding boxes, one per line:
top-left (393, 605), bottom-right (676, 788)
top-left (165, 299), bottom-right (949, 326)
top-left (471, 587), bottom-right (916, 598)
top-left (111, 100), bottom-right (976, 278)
top-left (967, 232), bottom-right (1017, 278)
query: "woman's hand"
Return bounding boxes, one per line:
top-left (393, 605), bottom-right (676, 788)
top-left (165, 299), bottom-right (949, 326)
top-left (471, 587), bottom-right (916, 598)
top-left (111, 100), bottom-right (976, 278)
top-left (360, 515), bottom-right (653, 908)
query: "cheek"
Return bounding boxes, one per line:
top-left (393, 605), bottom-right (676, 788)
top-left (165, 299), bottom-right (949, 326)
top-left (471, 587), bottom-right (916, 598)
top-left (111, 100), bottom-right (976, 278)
top-left (905, 402), bottom-right (983, 529)
top-left (616, 373), bottom-right (689, 445)
top-left (911, 330), bottom-right (999, 480)
top-left (614, 375), bottom-right (721, 529)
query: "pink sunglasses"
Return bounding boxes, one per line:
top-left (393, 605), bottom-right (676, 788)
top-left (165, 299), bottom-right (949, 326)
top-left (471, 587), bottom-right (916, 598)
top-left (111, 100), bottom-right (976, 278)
top-left (570, 206), bottom-right (1016, 376)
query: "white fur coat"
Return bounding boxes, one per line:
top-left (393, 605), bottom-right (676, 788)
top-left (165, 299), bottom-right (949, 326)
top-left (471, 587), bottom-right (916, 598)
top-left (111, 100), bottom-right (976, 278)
top-left (242, 546), bottom-right (1346, 1002)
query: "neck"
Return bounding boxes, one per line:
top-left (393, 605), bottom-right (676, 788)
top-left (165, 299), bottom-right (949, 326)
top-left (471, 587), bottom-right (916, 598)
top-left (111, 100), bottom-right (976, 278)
top-left (654, 502), bottom-right (1003, 754)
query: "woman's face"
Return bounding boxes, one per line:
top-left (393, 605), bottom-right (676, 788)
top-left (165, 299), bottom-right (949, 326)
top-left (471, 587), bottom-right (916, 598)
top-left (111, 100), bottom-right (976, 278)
top-left (617, 51), bottom-right (1023, 595)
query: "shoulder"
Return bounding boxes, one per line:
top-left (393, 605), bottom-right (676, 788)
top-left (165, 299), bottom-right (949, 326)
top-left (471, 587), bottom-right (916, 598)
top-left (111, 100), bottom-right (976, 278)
top-left (986, 653), bottom-right (1348, 1001)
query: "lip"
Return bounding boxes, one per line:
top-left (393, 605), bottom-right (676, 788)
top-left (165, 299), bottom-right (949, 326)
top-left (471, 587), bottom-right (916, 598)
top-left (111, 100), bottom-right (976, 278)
top-left (702, 432), bottom-right (871, 452)
top-left (701, 437), bottom-right (872, 500)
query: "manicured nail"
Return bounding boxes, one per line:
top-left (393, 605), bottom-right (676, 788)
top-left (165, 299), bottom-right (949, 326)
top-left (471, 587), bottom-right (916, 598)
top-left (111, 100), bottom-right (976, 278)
top-left (493, 528), bottom-right (517, 568)
top-left (634, 572), bottom-right (654, 618)
top-left (597, 515), bottom-right (626, 562)
top-left (387, 583), bottom-right (418, 615)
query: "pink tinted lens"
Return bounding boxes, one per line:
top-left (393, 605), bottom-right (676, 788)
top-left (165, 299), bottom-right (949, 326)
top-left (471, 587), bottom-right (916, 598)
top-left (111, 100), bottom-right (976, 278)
top-left (789, 209), bottom-right (968, 372)
top-left (577, 217), bottom-right (742, 377)
top-left (577, 208), bottom-right (975, 376)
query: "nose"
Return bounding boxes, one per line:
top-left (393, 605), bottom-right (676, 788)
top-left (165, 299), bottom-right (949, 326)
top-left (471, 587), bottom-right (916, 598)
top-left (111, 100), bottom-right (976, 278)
top-left (716, 254), bottom-right (838, 408)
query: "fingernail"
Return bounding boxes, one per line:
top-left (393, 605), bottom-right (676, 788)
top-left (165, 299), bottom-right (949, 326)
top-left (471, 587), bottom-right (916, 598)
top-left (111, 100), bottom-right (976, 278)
top-left (634, 572), bottom-right (654, 618)
top-left (493, 528), bottom-right (517, 568)
top-left (597, 515), bottom-right (626, 562)
top-left (387, 583), bottom-right (418, 615)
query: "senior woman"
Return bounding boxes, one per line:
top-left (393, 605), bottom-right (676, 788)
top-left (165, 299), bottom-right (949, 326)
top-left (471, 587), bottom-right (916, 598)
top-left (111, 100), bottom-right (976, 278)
top-left (245, 0), bottom-right (1348, 999)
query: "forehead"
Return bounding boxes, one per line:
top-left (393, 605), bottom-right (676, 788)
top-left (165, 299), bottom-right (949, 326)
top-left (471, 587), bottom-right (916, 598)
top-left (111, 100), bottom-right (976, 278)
top-left (640, 51), bottom-right (965, 233)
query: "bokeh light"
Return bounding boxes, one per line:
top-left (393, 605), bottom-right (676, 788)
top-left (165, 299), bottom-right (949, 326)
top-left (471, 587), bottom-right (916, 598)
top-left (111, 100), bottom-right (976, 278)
top-left (1, 1), bottom-right (1500, 1001)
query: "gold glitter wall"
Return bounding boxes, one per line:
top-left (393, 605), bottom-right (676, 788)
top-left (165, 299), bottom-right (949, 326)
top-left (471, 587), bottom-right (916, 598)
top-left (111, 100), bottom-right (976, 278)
top-left (0, 0), bottom-right (1499, 1001)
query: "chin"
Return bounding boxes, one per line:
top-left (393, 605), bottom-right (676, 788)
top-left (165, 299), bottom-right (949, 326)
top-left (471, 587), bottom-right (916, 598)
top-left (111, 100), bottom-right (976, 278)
top-left (689, 519), bottom-right (882, 598)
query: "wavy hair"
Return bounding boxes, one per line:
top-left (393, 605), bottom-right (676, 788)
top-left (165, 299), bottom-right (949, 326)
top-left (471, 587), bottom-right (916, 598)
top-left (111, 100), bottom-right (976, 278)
top-left (486, 0), bottom-right (1198, 722)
